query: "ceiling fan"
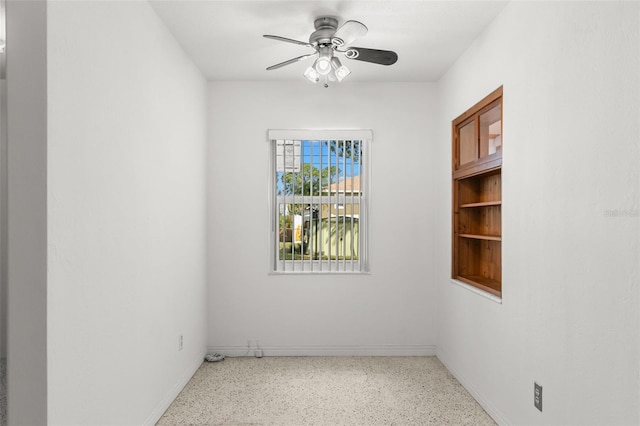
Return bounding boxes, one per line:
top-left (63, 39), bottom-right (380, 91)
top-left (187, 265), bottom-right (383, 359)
top-left (264, 16), bottom-right (398, 87)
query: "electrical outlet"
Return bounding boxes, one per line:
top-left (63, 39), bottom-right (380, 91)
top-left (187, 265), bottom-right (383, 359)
top-left (178, 334), bottom-right (183, 351)
top-left (534, 382), bottom-right (542, 412)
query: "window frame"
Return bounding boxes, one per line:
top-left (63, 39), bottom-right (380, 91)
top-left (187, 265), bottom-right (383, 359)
top-left (268, 129), bottom-right (372, 274)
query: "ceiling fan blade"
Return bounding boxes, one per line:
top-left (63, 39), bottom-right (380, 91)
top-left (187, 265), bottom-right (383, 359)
top-left (344, 47), bottom-right (398, 66)
top-left (266, 53), bottom-right (317, 71)
top-left (331, 20), bottom-right (368, 47)
top-left (263, 35), bottom-right (314, 48)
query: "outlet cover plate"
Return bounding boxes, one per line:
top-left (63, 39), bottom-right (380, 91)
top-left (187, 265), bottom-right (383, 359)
top-left (534, 382), bottom-right (542, 412)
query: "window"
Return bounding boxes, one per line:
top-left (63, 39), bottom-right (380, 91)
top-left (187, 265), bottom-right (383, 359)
top-left (452, 87), bottom-right (503, 297)
top-left (269, 130), bottom-right (371, 273)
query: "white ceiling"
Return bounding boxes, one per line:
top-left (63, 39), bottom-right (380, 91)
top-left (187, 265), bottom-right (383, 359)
top-left (149, 1), bottom-right (509, 82)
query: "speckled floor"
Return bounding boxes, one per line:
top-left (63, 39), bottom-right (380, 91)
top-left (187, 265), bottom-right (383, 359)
top-left (157, 356), bottom-right (495, 425)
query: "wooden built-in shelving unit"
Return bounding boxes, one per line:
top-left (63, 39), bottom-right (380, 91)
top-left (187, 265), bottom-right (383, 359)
top-left (452, 87), bottom-right (503, 297)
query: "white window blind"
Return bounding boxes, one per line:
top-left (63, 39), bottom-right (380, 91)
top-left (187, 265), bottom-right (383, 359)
top-left (269, 130), bottom-right (371, 273)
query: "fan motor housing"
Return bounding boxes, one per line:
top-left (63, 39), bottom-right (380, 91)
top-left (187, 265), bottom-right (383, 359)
top-left (309, 16), bottom-right (338, 46)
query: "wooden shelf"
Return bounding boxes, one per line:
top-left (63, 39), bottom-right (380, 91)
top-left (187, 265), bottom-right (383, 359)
top-left (453, 154), bottom-right (502, 180)
top-left (456, 275), bottom-right (501, 297)
top-left (456, 171), bottom-right (501, 206)
top-left (459, 201), bottom-right (502, 208)
top-left (459, 233), bottom-right (501, 242)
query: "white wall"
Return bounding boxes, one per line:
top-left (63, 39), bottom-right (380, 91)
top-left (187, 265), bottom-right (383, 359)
top-left (0, 0), bottom-right (6, 358)
top-left (47, 1), bottom-right (208, 424)
top-left (0, 79), bottom-right (6, 361)
top-left (208, 82), bottom-right (437, 355)
top-left (0, 2), bottom-right (4, 362)
top-left (435, 2), bottom-right (639, 425)
top-left (6, 1), bottom-right (48, 424)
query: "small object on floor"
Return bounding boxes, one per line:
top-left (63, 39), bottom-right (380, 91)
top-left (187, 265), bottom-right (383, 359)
top-left (205, 353), bottom-right (225, 362)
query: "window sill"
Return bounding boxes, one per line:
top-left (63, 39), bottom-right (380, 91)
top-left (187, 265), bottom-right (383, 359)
top-left (449, 279), bottom-right (502, 304)
top-left (269, 271), bottom-right (371, 276)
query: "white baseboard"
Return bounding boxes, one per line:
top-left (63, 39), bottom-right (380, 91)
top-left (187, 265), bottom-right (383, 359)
top-left (436, 350), bottom-right (509, 426)
top-left (208, 344), bottom-right (436, 357)
top-left (143, 355), bottom-right (204, 426)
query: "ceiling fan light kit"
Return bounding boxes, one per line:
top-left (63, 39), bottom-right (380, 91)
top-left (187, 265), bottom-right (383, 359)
top-left (264, 16), bottom-right (398, 87)
top-left (303, 65), bottom-right (320, 83)
top-left (314, 46), bottom-right (333, 75)
top-left (331, 57), bottom-right (350, 82)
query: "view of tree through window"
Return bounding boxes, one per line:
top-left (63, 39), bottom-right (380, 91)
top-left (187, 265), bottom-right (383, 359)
top-left (273, 138), bottom-right (367, 272)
